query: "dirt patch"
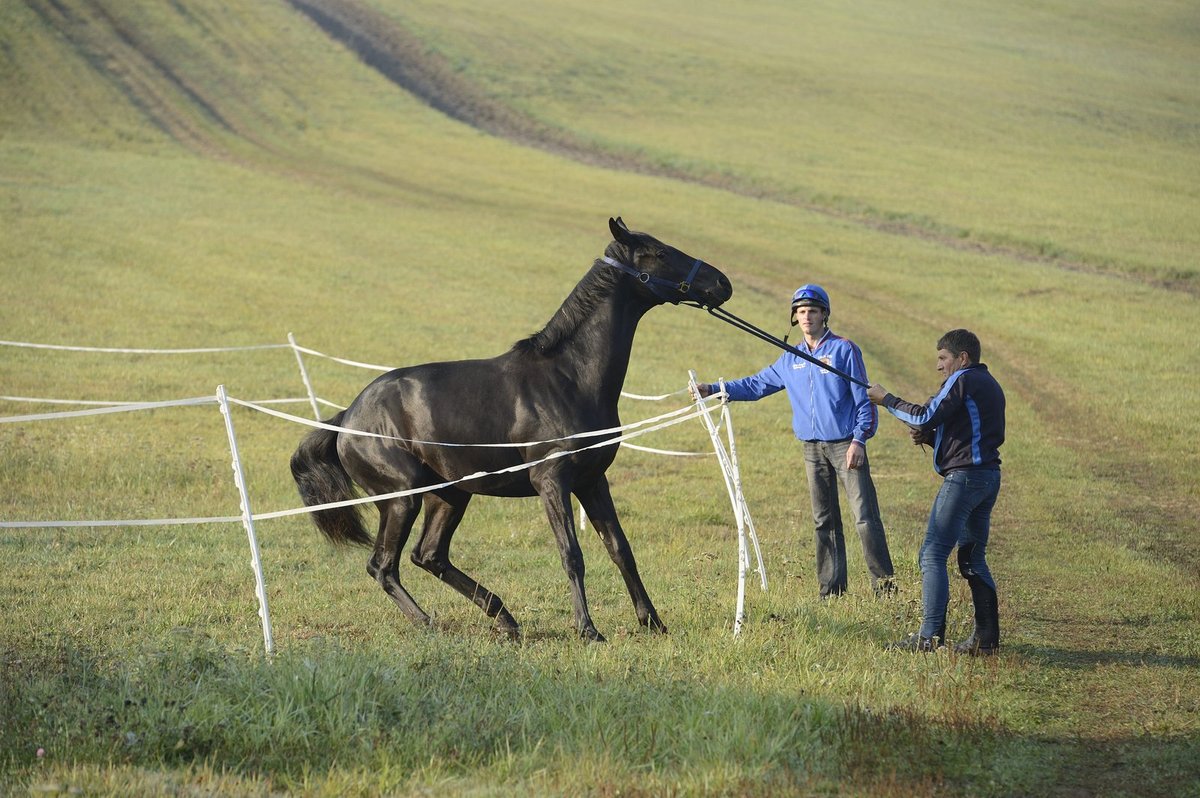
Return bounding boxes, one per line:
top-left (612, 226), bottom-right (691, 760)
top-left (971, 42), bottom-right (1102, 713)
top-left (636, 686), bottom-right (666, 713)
top-left (287, 0), bottom-right (675, 178)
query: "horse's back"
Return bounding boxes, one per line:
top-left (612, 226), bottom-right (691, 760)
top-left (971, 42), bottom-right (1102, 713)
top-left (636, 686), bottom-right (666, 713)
top-left (345, 357), bottom-right (514, 438)
top-left (336, 356), bottom-right (537, 495)
top-left (334, 352), bottom-right (617, 497)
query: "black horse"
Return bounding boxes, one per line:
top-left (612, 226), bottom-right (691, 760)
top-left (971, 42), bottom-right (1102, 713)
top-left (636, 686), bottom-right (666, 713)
top-left (290, 217), bottom-right (733, 641)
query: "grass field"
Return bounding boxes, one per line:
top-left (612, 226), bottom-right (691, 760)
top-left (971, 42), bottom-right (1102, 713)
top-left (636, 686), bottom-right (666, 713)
top-left (2, 0), bottom-right (1198, 795)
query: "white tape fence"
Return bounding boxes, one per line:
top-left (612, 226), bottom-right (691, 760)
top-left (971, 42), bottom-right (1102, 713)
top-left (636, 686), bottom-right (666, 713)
top-left (0, 335), bottom-right (766, 651)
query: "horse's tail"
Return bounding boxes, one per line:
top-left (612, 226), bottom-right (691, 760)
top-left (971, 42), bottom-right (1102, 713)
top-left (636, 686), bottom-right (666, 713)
top-left (290, 412), bottom-right (374, 547)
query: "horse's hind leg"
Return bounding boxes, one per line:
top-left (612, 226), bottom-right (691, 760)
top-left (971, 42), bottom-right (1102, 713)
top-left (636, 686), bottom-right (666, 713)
top-left (535, 477), bottom-right (604, 643)
top-left (576, 477), bottom-right (667, 634)
top-left (368, 497), bottom-right (432, 628)
top-left (409, 488), bottom-right (521, 639)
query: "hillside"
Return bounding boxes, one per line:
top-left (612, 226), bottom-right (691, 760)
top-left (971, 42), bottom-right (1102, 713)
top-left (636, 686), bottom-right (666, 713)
top-left (5, 0), bottom-right (1199, 286)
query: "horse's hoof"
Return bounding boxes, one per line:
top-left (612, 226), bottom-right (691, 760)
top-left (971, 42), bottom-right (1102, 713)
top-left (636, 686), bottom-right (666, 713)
top-left (582, 628), bottom-right (607, 644)
top-left (641, 615), bottom-right (668, 634)
top-left (496, 621), bottom-right (522, 642)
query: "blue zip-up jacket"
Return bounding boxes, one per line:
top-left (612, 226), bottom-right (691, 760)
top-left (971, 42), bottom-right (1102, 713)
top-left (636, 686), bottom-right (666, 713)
top-left (881, 363), bottom-right (1006, 476)
top-left (719, 330), bottom-right (878, 445)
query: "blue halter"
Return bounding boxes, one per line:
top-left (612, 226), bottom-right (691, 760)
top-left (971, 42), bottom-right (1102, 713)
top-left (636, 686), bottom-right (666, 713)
top-left (600, 255), bottom-right (704, 304)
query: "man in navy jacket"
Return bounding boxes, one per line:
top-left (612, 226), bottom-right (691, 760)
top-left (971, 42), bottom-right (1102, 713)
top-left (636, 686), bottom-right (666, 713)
top-left (868, 328), bottom-right (1006, 655)
top-left (695, 285), bottom-right (896, 599)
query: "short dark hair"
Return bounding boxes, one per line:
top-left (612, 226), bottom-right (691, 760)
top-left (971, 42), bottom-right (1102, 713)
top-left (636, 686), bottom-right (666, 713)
top-left (938, 329), bottom-right (981, 364)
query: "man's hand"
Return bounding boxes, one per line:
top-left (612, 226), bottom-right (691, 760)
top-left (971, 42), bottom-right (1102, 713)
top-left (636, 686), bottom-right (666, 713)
top-left (846, 440), bottom-right (866, 470)
top-left (689, 382), bottom-right (713, 401)
top-left (867, 382), bottom-right (888, 405)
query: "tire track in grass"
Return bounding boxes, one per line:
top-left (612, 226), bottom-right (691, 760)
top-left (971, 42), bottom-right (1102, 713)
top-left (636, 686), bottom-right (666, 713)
top-left (286, 0), bottom-right (1197, 296)
top-left (25, 0), bottom-right (236, 158)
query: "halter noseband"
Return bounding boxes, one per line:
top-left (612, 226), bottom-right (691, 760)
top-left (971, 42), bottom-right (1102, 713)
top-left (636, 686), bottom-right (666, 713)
top-left (600, 255), bottom-right (704, 304)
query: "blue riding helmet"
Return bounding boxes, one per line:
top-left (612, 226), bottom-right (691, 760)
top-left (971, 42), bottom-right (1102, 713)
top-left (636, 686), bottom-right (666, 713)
top-left (791, 284), bottom-right (830, 325)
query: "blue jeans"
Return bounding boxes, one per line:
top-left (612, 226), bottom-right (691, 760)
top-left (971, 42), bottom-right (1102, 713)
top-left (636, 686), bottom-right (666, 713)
top-left (802, 439), bottom-right (894, 596)
top-left (919, 468), bottom-right (1001, 639)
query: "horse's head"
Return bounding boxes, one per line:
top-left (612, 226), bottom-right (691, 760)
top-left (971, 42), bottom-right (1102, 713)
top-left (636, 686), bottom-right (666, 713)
top-left (603, 217), bottom-right (733, 308)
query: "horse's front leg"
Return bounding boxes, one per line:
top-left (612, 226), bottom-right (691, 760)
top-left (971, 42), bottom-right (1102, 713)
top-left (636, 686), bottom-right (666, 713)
top-left (576, 477), bottom-right (667, 634)
top-left (534, 475), bottom-right (604, 643)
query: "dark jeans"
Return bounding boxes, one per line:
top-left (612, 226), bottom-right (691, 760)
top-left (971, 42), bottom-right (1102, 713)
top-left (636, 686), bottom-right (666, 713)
top-left (919, 468), bottom-right (1001, 639)
top-left (802, 439), bottom-right (895, 596)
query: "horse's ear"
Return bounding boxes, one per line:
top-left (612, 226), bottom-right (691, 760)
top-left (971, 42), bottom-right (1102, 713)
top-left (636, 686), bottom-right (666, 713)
top-left (609, 216), bottom-right (633, 244)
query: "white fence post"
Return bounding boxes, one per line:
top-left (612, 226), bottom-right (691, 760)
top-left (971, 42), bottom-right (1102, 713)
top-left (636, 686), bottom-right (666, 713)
top-left (688, 371), bottom-right (766, 636)
top-left (721, 389), bottom-right (767, 592)
top-left (288, 333), bottom-right (322, 421)
top-left (216, 384), bottom-right (275, 656)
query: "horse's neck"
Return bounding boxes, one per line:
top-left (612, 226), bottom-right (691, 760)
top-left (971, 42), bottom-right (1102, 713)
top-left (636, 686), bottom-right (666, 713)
top-left (574, 290), bottom-right (643, 401)
top-left (533, 270), bottom-right (647, 405)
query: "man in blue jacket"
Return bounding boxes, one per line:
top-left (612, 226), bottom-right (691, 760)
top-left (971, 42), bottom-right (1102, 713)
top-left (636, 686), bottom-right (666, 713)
top-left (694, 285), bottom-right (895, 599)
top-left (867, 328), bottom-right (1006, 655)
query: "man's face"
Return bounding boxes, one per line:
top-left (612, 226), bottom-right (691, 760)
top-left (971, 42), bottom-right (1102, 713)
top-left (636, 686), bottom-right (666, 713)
top-left (792, 305), bottom-right (828, 336)
top-left (936, 347), bottom-right (970, 377)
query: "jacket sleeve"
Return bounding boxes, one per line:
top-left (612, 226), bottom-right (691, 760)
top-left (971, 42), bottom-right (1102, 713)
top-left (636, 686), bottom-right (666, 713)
top-left (721, 358), bottom-right (787, 402)
top-left (884, 370), bottom-right (967, 432)
top-left (846, 343), bottom-right (878, 445)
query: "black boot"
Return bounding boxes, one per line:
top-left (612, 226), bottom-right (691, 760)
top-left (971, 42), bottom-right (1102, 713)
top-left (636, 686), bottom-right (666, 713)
top-left (957, 578), bottom-right (999, 656)
top-left (953, 627), bottom-right (987, 655)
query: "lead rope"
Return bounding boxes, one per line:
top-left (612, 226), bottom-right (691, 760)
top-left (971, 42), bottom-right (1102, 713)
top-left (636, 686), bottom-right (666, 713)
top-left (704, 306), bottom-right (869, 388)
top-left (600, 256), bottom-right (862, 386)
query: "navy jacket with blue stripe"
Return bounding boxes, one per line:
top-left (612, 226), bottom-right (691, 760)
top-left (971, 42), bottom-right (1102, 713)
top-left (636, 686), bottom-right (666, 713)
top-left (881, 363), bottom-right (1006, 476)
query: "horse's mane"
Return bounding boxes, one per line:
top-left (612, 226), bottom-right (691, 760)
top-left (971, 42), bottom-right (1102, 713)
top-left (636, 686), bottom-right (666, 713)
top-left (511, 252), bottom-right (625, 356)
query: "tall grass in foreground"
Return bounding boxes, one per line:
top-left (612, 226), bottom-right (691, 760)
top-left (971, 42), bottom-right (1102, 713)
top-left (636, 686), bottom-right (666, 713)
top-left (0, 618), bottom-right (1043, 795)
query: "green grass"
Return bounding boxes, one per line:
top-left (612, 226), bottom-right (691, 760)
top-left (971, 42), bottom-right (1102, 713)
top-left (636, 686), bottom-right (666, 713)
top-left (2, 0), bottom-right (1199, 795)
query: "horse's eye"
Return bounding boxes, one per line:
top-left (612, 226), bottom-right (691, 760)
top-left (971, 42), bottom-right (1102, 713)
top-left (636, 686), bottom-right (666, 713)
top-left (654, 249), bottom-right (667, 259)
